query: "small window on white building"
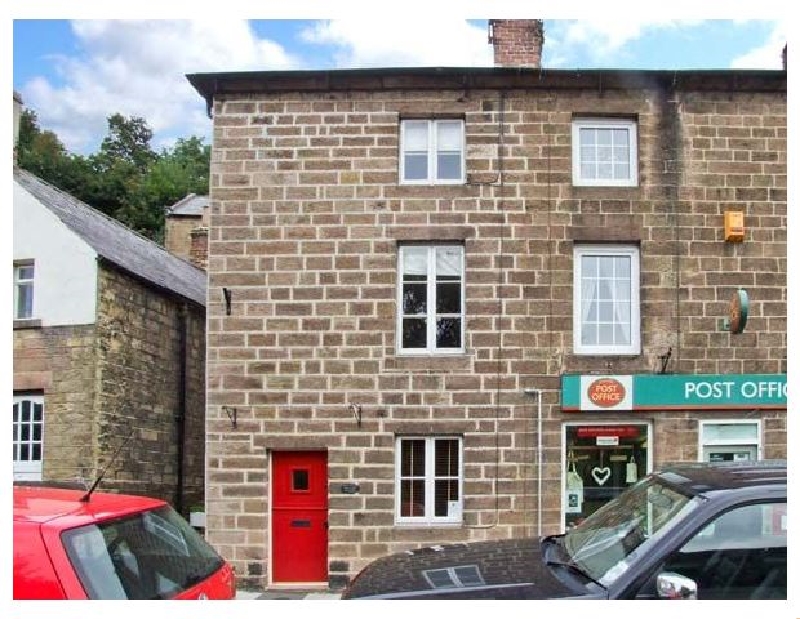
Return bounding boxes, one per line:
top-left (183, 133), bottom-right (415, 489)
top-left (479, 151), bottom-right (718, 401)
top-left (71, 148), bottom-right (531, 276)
top-left (396, 436), bottom-right (462, 524)
top-left (572, 118), bottom-right (638, 187)
top-left (573, 244), bottom-right (640, 355)
top-left (14, 263), bottom-right (35, 320)
top-left (400, 119), bottom-right (465, 184)
top-left (13, 394), bottom-right (44, 481)
top-left (700, 421), bottom-right (761, 463)
top-left (398, 245), bottom-right (465, 354)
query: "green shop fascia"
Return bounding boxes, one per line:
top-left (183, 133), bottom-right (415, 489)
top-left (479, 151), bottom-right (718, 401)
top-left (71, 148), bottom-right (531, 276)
top-left (561, 373), bottom-right (787, 412)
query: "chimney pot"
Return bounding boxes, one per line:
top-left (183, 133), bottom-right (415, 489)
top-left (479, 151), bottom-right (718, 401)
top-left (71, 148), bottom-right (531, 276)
top-left (189, 227), bottom-right (209, 271)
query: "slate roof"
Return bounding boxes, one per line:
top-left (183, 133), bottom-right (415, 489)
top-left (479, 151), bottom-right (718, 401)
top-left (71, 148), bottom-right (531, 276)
top-left (14, 168), bottom-right (207, 307)
top-left (167, 193), bottom-right (209, 217)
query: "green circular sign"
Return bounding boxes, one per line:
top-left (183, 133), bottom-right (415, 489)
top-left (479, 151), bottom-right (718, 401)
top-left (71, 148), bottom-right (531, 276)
top-left (729, 289), bottom-right (749, 334)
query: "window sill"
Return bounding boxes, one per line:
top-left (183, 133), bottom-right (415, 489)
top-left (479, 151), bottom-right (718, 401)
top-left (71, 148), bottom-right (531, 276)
top-left (394, 522), bottom-right (463, 528)
top-left (13, 319), bottom-right (42, 330)
top-left (572, 351), bottom-right (641, 358)
top-left (572, 181), bottom-right (638, 188)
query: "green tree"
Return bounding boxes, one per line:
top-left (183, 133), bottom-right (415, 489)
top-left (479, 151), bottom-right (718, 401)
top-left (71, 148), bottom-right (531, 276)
top-left (16, 109), bottom-right (86, 191)
top-left (121, 136), bottom-right (211, 241)
top-left (17, 109), bottom-right (210, 242)
top-left (99, 113), bottom-right (157, 172)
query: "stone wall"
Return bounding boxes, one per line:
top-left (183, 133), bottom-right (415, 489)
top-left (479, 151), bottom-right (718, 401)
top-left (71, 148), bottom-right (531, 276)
top-left (94, 264), bottom-right (206, 510)
top-left (165, 216), bottom-right (201, 262)
top-left (13, 324), bottom-right (97, 482)
top-left (206, 82), bottom-right (785, 586)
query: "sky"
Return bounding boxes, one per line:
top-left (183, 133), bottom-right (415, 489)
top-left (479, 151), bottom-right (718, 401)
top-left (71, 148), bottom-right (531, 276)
top-left (8, 8), bottom-right (788, 157)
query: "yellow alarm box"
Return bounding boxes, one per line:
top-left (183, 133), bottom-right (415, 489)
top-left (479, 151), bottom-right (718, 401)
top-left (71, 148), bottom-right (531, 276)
top-left (724, 210), bottom-right (745, 242)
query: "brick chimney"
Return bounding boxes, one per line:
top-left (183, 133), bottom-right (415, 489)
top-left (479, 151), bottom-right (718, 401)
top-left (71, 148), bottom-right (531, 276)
top-left (189, 227), bottom-right (209, 271)
top-left (782, 44), bottom-right (787, 70)
top-left (488, 19), bottom-right (544, 68)
top-left (13, 91), bottom-right (23, 166)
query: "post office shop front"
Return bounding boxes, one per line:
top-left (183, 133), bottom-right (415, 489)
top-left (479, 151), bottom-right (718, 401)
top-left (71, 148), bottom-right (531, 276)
top-left (558, 373), bottom-right (786, 531)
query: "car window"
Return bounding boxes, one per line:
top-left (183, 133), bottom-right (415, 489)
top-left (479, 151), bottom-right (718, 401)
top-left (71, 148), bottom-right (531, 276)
top-left (563, 476), bottom-right (699, 586)
top-left (653, 502), bottom-right (786, 600)
top-left (62, 505), bottom-right (223, 599)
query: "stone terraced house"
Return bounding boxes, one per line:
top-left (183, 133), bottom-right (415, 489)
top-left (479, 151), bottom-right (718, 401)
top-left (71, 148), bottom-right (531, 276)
top-left (186, 20), bottom-right (786, 590)
top-left (13, 114), bottom-right (208, 513)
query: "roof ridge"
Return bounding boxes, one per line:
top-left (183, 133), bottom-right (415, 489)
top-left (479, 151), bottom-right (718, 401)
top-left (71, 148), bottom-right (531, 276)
top-left (167, 192), bottom-right (198, 213)
top-left (16, 168), bottom-right (204, 275)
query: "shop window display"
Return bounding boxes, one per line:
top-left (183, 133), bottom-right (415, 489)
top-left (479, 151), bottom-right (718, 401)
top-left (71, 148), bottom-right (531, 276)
top-left (564, 424), bottom-right (649, 531)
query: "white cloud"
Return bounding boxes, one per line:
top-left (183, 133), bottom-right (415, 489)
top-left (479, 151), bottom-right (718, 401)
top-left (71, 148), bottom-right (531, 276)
top-left (17, 18), bottom-right (787, 156)
top-left (729, 22), bottom-right (786, 69)
top-left (19, 19), bottom-right (302, 154)
top-left (299, 18), bottom-right (493, 68)
top-left (547, 19), bottom-right (705, 61)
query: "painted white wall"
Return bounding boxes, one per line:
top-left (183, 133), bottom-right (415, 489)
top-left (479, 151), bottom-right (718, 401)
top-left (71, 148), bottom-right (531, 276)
top-left (13, 181), bottom-right (98, 325)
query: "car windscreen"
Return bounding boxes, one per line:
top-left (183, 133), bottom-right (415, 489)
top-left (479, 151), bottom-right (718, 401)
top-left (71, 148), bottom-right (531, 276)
top-left (62, 505), bottom-right (224, 599)
top-left (562, 475), bottom-right (702, 587)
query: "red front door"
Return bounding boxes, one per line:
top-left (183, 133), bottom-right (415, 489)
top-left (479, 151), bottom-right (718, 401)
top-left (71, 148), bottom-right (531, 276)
top-left (271, 451), bottom-right (328, 583)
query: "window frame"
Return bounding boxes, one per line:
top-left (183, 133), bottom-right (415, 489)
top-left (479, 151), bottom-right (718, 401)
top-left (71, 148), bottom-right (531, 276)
top-left (13, 393), bottom-right (44, 481)
top-left (396, 244), bottom-right (466, 355)
top-left (698, 420), bottom-right (762, 463)
top-left (399, 119), bottom-right (466, 185)
top-left (395, 436), bottom-right (463, 525)
top-left (571, 118), bottom-right (638, 187)
top-left (14, 261), bottom-right (35, 320)
top-left (572, 244), bottom-right (641, 356)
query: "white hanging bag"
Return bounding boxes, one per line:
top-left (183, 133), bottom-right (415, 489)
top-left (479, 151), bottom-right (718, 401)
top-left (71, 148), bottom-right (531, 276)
top-left (565, 456), bottom-right (584, 514)
top-left (626, 454), bottom-right (638, 484)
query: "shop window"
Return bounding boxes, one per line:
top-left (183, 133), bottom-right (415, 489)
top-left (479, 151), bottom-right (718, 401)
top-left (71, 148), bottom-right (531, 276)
top-left (397, 245), bottom-right (465, 354)
top-left (400, 119), bottom-right (465, 184)
top-left (571, 118), bottom-right (638, 187)
top-left (563, 423), bottom-right (650, 531)
top-left (573, 244), bottom-right (640, 355)
top-left (699, 421), bottom-right (760, 463)
top-left (396, 436), bottom-right (462, 524)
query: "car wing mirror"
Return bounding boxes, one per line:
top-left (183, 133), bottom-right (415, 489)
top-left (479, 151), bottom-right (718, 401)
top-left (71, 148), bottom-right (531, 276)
top-left (656, 572), bottom-right (698, 600)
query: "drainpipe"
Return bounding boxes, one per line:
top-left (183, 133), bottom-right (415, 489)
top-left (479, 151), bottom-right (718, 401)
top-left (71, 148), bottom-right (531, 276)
top-left (523, 388), bottom-right (543, 537)
top-left (174, 303), bottom-right (188, 515)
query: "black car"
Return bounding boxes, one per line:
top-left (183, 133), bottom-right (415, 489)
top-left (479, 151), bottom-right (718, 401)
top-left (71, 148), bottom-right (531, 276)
top-left (342, 460), bottom-right (786, 600)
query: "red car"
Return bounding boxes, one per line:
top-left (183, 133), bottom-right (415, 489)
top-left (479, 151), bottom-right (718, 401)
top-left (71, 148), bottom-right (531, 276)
top-left (13, 483), bottom-right (235, 600)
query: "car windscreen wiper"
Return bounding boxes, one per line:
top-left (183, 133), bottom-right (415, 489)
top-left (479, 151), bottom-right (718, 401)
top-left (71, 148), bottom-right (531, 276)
top-left (545, 559), bottom-right (607, 591)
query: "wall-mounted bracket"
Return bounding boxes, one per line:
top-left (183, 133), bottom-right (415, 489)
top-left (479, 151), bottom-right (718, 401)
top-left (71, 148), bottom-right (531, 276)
top-left (348, 403), bottom-right (362, 429)
top-left (222, 288), bottom-right (232, 316)
top-left (222, 406), bottom-right (237, 429)
top-left (657, 347), bottom-right (673, 374)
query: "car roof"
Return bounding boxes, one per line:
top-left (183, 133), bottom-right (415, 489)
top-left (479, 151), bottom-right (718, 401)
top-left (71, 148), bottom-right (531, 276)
top-left (13, 484), bottom-right (166, 526)
top-left (654, 460), bottom-right (786, 496)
